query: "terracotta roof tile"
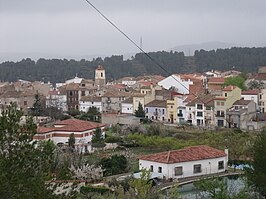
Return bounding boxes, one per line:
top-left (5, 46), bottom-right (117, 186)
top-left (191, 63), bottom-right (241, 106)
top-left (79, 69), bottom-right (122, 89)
top-left (208, 77), bottom-right (225, 84)
top-left (241, 89), bottom-right (260, 95)
top-left (233, 99), bottom-right (252, 106)
top-left (145, 100), bottom-right (167, 108)
top-left (139, 145), bottom-right (226, 164)
top-left (222, 85), bottom-right (237, 91)
top-left (37, 119), bottom-right (105, 134)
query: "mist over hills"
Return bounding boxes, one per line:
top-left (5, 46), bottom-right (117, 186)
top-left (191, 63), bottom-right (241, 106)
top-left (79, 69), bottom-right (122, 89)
top-left (170, 41), bottom-right (243, 56)
top-left (0, 41), bottom-right (247, 63)
top-left (0, 46), bottom-right (266, 83)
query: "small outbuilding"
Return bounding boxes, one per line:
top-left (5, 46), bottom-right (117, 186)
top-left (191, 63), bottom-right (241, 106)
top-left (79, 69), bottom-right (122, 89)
top-left (139, 145), bottom-right (228, 179)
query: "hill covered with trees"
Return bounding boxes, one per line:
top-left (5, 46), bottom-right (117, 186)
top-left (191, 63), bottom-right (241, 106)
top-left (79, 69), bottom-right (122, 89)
top-left (0, 47), bottom-right (266, 83)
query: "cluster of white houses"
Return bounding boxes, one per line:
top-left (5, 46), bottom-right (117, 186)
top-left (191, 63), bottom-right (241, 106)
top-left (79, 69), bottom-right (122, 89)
top-left (1, 65), bottom-right (266, 131)
top-left (43, 66), bottom-right (266, 130)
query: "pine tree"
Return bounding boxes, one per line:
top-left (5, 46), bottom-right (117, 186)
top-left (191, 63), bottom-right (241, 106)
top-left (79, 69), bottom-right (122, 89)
top-left (135, 102), bottom-right (145, 118)
top-left (0, 103), bottom-right (57, 198)
top-left (246, 132), bottom-right (266, 198)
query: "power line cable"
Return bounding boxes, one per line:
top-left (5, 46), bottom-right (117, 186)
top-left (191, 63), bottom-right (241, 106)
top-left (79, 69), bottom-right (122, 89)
top-left (82, 0), bottom-right (223, 121)
top-left (83, 0), bottom-right (199, 96)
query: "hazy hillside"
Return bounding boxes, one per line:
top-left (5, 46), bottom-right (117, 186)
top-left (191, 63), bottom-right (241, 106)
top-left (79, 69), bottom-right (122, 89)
top-left (170, 41), bottom-right (242, 56)
top-left (0, 47), bottom-right (266, 83)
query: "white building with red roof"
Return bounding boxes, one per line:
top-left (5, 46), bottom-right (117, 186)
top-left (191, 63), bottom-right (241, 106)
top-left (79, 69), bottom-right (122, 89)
top-left (241, 89), bottom-right (260, 105)
top-left (139, 145), bottom-right (228, 179)
top-left (34, 119), bottom-right (105, 151)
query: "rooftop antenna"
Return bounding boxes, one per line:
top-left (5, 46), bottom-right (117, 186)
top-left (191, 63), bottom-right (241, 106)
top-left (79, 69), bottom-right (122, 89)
top-left (140, 36), bottom-right (143, 50)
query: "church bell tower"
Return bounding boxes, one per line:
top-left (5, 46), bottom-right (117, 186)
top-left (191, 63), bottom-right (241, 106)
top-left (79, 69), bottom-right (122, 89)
top-left (95, 65), bottom-right (106, 88)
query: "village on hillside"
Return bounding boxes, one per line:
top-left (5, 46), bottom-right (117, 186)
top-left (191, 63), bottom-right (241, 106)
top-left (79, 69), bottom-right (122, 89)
top-left (1, 65), bottom-right (266, 130)
top-left (0, 64), bottom-right (265, 198)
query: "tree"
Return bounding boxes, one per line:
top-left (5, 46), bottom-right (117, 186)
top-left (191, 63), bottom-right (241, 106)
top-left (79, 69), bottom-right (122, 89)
top-left (0, 104), bottom-right (57, 198)
top-left (247, 80), bottom-right (264, 90)
top-left (223, 74), bottom-right (247, 90)
top-left (77, 107), bottom-right (101, 122)
top-left (135, 102), bottom-right (145, 118)
top-left (68, 133), bottom-right (75, 152)
top-left (246, 132), bottom-right (266, 198)
top-left (69, 164), bottom-right (104, 181)
top-left (130, 169), bottom-right (153, 199)
top-left (31, 92), bottom-right (44, 116)
top-left (92, 127), bottom-right (103, 143)
top-left (99, 155), bottom-right (128, 176)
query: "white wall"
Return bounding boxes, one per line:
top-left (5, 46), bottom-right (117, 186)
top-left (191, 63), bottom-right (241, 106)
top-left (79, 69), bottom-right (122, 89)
top-left (121, 103), bottom-right (133, 114)
top-left (79, 101), bottom-right (102, 113)
top-left (122, 80), bottom-right (136, 86)
top-left (241, 94), bottom-right (258, 105)
top-left (139, 156), bottom-right (227, 179)
top-left (158, 75), bottom-right (193, 94)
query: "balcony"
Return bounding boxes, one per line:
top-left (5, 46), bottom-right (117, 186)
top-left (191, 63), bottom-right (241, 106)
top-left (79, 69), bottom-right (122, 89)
top-left (216, 113), bottom-right (225, 118)
top-left (177, 113), bottom-right (183, 117)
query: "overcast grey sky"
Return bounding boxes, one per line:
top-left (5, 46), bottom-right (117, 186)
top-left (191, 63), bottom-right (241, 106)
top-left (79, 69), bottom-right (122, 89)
top-left (1, 0), bottom-right (266, 61)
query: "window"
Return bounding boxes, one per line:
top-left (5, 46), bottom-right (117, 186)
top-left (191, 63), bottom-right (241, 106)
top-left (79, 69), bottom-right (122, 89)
top-left (92, 102), bottom-right (94, 104)
top-left (197, 104), bottom-right (203, 109)
top-left (162, 109), bottom-right (165, 114)
top-left (260, 94), bottom-right (262, 100)
top-left (193, 164), bottom-right (202, 173)
top-left (216, 101), bottom-right (220, 106)
top-left (69, 91), bottom-right (73, 96)
top-left (146, 108), bottom-right (148, 113)
top-left (196, 111), bottom-right (203, 117)
top-left (218, 161), bottom-right (224, 170)
top-left (82, 83), bottom-right (85, 87)
top-left (206, 106), bottom-right (211, 110)
top-left (224, 93), bottom-right (227, 97)
top-left (24, 101), bottom-right (27, 106)
top-left (150, 165), bottom-right (154, 172)
top-left (174, 166), bottom-right (183, 176)
top-left (221, 102), bottom-right (225, 106)
top-left (158, 167), bottom-right (162, 173)
top-left (81, 91), bottom-right (85, 96)
top-left (101, 72), bottom-right (103, 77)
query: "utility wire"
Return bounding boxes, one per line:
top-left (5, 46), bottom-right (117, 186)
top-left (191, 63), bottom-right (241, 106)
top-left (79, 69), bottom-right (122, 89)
top-left (82, 0), bottom-right (213, 106)
top-left (82, 0), bottom-right (224, 126)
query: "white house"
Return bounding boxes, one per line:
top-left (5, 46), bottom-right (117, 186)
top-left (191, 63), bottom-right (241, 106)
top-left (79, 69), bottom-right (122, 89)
top-left (145, 100), bottom-right (167, 121)
top-left (241, 89), bottom-right (259, 105)
top-left (158, 75), bottom-right (193, 94)
top-left (46, 90), bottom-right (67, 112)
top-left (139, 145), bottom-right (228, 179)
top-left (34, 119), bottom-right (105, 152)
top-left (121, 97), bottom-right (134, 114)
top-left (79, 96), bottom-right (102, 113)
top-left (185, 94), bottom-right (215, 127)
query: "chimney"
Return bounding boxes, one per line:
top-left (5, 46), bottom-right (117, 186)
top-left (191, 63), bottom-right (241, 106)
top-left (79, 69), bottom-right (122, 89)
top-left (224, 149), bottom-right (229, 169)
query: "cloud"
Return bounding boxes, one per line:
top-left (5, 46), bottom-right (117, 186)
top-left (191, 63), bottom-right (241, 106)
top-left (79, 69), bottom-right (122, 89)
top-left (0, 0), bottom-right (266, 61)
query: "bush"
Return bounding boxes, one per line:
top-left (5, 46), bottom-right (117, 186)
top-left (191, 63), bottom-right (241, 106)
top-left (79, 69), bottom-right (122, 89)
top-left (80, 185), bottom-right (110, 194)
top-left (105, 136), bottom-right (122, 143)
top-left (99, 155), bottom-right (128, 176)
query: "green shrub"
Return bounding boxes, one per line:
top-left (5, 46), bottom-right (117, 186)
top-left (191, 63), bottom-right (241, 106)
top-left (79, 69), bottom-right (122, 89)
top-left (80, 185), bottom-right (110, 194)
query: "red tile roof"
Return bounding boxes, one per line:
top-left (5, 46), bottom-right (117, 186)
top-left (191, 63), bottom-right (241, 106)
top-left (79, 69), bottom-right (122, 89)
top-left (208, 77), bottom-right (225, 84)
top-left (241, 89), bottom-right (260, 95)
top-left (222, 85), bottom-right (237, 91)
top-left (145, 100), bottom-right (167, 108)
top-left (37, 119), bottom-right (105, 134)
top-left (139, 145), bottom-right (226, 164)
